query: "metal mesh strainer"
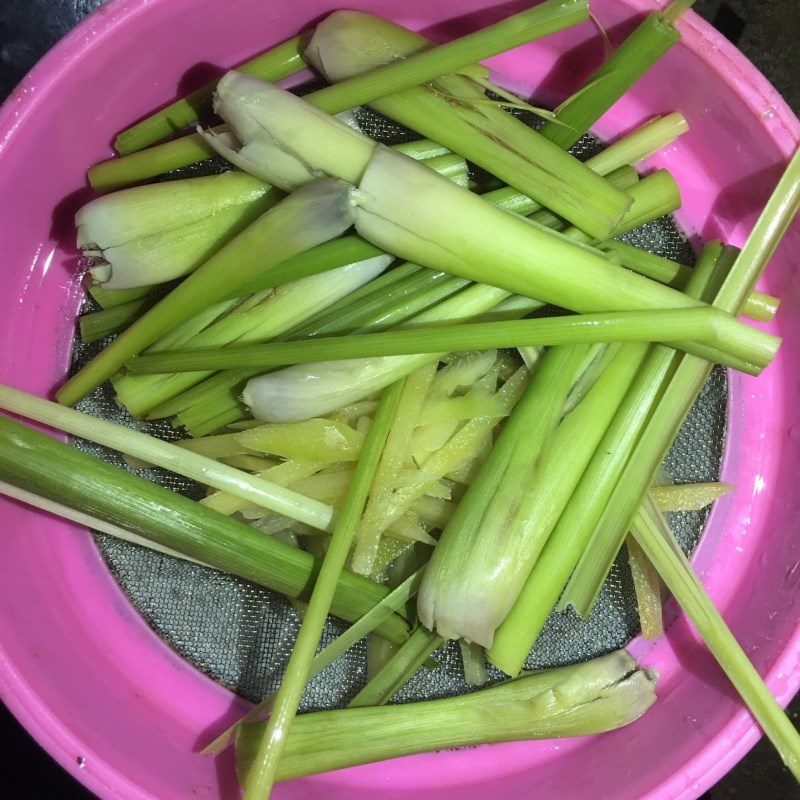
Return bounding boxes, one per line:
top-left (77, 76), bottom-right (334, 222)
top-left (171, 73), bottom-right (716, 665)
top-left (67, 105), bottom-right (727, 708)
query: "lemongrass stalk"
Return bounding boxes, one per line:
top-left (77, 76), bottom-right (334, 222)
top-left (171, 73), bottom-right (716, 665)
top-left (220, 454), bottom-right (277, 472)
top-left (241, 381), bottom-right (403, 800)
top-left (419, 345), bottom-right (593, 646)
top-left (626, 535), bottom-right (664, 639)
top-left (0, 384), bottom-right (337, 532)
top-left (0, 413), bottom-right (409, 641)
top-left (631, 496), bottom-right (800, 780)
top-left (80, 294), bottom-right (162, 343)
top-left (88, 282), bottom-right (161, 309)
top-left (540, 14), bottom-right (680, 148)
top-left (237, 419), bottom-right (364, 463)
top-left (302, 10), bottom-right (630, 240)
top-left (353, 363), bottom-right (436, 576)
top-left (115, 37), bottom-right (306, 154)
top-left (562, 151), bottom-right (800, 613)
top-left (114, 256), bottom-right (391, 418)
top-left (651, 481), bottom-right (734, 512)
top-left (662, 0), bottom-right (698, 23)
top-left (349, 626), bottom-right (443, 708)
top-left (78, 172), bottom-right (282, 288)
top-left (0, 481), bottom-right (209, 566)
top-left (203, 567), bottom-right (425, 756)
top-left (460, 641), bottom-right (489, 687)
top-left (305, 0), bottom-right (590, 117)
top-left (489, 242), bottom-right (729, 675)
top-left (128, 307), bottom-right (778, 375)
top-left (600, 240), bottom-right (780, 322)
top-left (58, 179), bottom-right (356, 406)
top-left (236, 650), bottom-right (657, 782)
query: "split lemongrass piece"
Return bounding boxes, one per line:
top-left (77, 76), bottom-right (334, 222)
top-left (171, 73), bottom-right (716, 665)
top-left (203, 567), bottom-right (425, 756)
top-left (488, 242), bottom-right (728, 675)
top-left (302, 9), bottom-right (631, 240)
top-left (540, 13), bottom-right (680, 148)
top-left (627, 534), bottom-right (664, 639)
top-left (600, 240), bottom-right (780, 322)
top-left (58, 178), bottom-right (357, 406)
top-left (631, 496), bottom-right (800, 780)
top-left (127, 307), bottom-right (779, 375)
top-left (241, 382), bottom-right (403, 800)
top-left (115, 36), bottom-right (306, 154)
top-left (88, 282), bottom-right (159, 309)
top-left (651, 481), bottom-right (734, 512)
top-left (114, 255), bottom-right (392, 418)
top-left (80, 293), bottom-right (165, 343)
top-left (0, 384), bottom-right (337, 532)
top-left (235, 651), bottom-right (657, 782)
top-left (78, 172), bottom-right (282, 288)
top-left (418, 345), bottom-right (595, 646)
top-left (0, 413), bottom-right (409, 641)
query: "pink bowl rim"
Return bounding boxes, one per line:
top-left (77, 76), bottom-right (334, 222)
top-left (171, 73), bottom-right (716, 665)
top-left (0, 2), bottom-right (798, 799)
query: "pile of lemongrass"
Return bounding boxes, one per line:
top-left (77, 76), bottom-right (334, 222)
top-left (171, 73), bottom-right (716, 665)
top-left (1, 1), bottom-right (800, 798)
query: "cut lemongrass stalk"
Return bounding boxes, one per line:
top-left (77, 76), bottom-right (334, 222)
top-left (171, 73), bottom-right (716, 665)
top-left (651, 481), bottom-right (734, 512)
top-left (304, 0), bottom-right (590, 117)
top-left (80, 293), bottom-right (164, 343)
top-left (240, 382), bottom-right (403, 800)
top-left (202, 567), bottom-right (425, 756)
top-left (562, 152), bottom-right (800, 615)
top-left (540, 13), bottom-right (680, 148)
top-left (237, 419), bottom-right (364, 463)
top-left (176, 432), bottom-right (252, 459)
top-left (302, 10), bottom-right (631, 240)
top-left (128, 307), bottom-right (779, 376)
top-left (115, 37), bottom-right (306, 154)
top-left (460, 641), bottom-right (489, 687)
top-left (236, 650), bottom-right (657, 783)
top-left (58, 178), bottom-right (356, 407)
top-left (348, 145), bottom-right (768, 369)
top-left (418, 345), bottom-right (594, 646)
top-left (0, 384), bottom-right (336, 532)
top-left (600, 240), bottom-right (780, 322)
top-left (662, 0), bottom-right (698, 23)
top-left (0, 481), bottom-right (209, 567)
top-left (353, 363), bottom-right (436, 576)
top-left (87, 281), bottom-right (160, 309)
top-left (220, 454), bottom-right (277, 473)
top-left (348, 626), bottom-right (443, 708)
top-left (488, 243), bottom-right (728, 676)
top-left (0, 413), bottom-right (409, 641)
top-left (114, 256), bottom-right (391, 419)
top-left (626, 535), bottom-right (664, 639)
top-left (631, 495), bottom-right (800, 780)
top-left (77, 172), bottom-right (281, 288)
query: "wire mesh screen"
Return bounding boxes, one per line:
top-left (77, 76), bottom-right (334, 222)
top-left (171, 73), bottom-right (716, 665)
top-left (67, 103), bottom-right (727, 708)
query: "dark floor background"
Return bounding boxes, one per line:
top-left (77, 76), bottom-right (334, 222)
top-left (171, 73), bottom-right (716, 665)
top-left (0, 0), bottom-right (799, 798)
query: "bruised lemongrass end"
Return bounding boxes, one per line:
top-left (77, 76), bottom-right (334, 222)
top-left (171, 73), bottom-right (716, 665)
top-left (77, 172), bottom-right (282, 289)
top-left (235, 650), bottom-right (657, 782)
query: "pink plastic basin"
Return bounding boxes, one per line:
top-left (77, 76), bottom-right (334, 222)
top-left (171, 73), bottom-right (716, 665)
top-left (0, 1), bottom-right (798, 798)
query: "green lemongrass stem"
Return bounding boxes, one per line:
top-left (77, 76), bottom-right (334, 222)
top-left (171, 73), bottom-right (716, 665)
top-left (78, 172), bottom-right (282, 289)
top-left (715, 146), bottom-right (800, 311)
top-left (562, 152), bottom-right (800, 613)
top-left (58, 179), bottom-right (356, 406)
top-left (0, 481), bottom-right (208, 566)
top-left (353, 363), bottom-right (436, 576)
top-left (241, 382), bottom-right (403, 800)
top-left (203, 567), bottom-right (425, 756)
top-left (114, 256), bottom-right (392, 418)
top-left (626, 535), bottom-right (664, 639)
top-left (301, 11), bottom-right (630, 240)
top-left (0, 414), bottom-right (409, 641)
top-left (631, 496), bottom-right (800, 779)
top-left (127, 308), bottom-right (778, 375)
top-left (348, 626), bottom-right (443, 708)
top-left (305, 0), bottom-right (590, 117)
top-left (88, 282), bottom-right (160, 309)
top-left (651, 481), bottom-right (734, 512)
top-left (235, 650), bottom-right (657, 782)
top-left (488, 243), bottom-right (728, 675)
top-left (115, 37), bottom-right (306, 154)
top-left (0, 384), bottom-right (337, 531)
top-left (418, 345), bottom-right (594, 646)
top-left (460, 641), bottom-right (489, 687)
top-left (540, 14), bottom-right (680, 148)
top-left (600, 240), bottom-right (780, 322)
top-left (81, 294), bottom-right (163, 343)
top-left (662, 0), bottom-right (698, 23)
